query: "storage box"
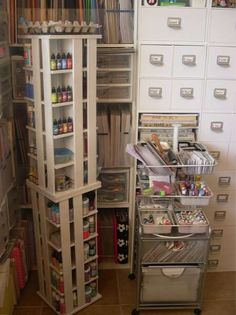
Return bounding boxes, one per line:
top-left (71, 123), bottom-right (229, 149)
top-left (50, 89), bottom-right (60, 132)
top-left (54, 148), bottom-right (73, 164)
top-left (189, 0), bottom-right (206, 7)
top-left (174, 210), bottom-right (209, 234)
top-left (177, 181), bottom-right (213, 206)
top-left (139, 209), bottom-right (173, 234)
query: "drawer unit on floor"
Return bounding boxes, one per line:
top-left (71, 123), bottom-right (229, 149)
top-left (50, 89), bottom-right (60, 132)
top-left (203, 80), bottom-right (236, 113)
top-left (207, 46), bottom-right (236, 79)
top-left (199, 113), bottom-right (233, 142)
top-left (209, 9), bottom-right (236, 45)
top-left (173, 45), bottom-right (206, 78)
top-left (139, 7), bottom-right (206, 42)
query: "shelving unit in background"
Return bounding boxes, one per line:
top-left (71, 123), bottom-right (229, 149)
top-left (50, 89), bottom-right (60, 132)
top-left (20, 34), bottom-right (102, 314)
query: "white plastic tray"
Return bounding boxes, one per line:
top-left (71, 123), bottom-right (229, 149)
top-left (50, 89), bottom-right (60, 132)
top-left (139, 210), bottom-right (173, 234)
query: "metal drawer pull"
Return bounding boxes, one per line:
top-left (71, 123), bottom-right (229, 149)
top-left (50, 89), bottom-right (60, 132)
top-left (167, 17), bottom-right (181, 28)
top-left (209, 151), bottom-right (220, 160)
top-left (210, 245), bottom-right (221, 252)
top-left (182, 55), bottom-right (196, 66)
top-left (214, 211), bottom-right (226, 220)
top-left (217, 55), bottom-right (230, 66)
top-left (180, 87), bottom-right (194, 98)
top-left (150, 54), bottom-right (164, 65)
top-left (214, 88), bottom-right (227, 99)
top-left (149, 87), bottom-right (162, 98)
top-left (219, 176), bottom-right (231, 186)
top-left (212, 229), bottom-right (224, 238)
top-left (210, 121), bottom-right (223, 132)
top-left (208, 259), bottom-right (219, 267)
top-left (216, 194), bottom-right (229, 202)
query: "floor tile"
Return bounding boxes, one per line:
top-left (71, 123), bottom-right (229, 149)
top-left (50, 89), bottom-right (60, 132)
top-left (121, 305), bottom-right (193, 315)
top-left (94, 269), bottom-right (120, 305)
top-left (204, 272), bottom-right (236, 301)
top-left (41, 307), bottom-right (57, 315)
top-left (116, 270), bottom-right (137, 305)
top-left (13, 308), bottom-right (41, 315)
top-left (201, 300), bottom-right (236, 315)
top-left (83, 304), bottom-right (121, 315)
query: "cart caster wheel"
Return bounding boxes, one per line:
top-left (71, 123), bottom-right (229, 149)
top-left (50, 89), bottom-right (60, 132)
top-left (128, 273), bottom-right (135, 280)
top-left (132, 309), bottom-right (139, 315)
top-left (194, 308), bottom-right (202, 315)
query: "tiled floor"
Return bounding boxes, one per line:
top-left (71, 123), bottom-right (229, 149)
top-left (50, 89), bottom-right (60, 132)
top-left (13, 270), bottom-right (236, 315)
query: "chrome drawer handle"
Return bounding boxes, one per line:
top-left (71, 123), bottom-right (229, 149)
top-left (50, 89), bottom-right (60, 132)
top-left (210, 121), bottom-right (223, 132)
top-left (150, 54), bottom-right (164, 65)
top-left (180, 87), bottom-right (194, 98)
top-left (167, 17), bottom-right (181, 29)
top-left (208, 259), bottom-right (219, 267)
top-left (214, 211), bottom-right (226, 220)
top-left (209, 244), bottom-right (221, 252)
top-left (182, 55), bottom-right (196, 66)
top-left (216, 194), bottom-right (229, 202)
top-left (219, 176), bottom-right (231, 186)
top-left (214, 88), bottom-right (227, 99)
top-left (209, 151), bottom-right (220, 160)
top-left (217, 55), bottom-right (230, 66)
top-left (149, 87), bottom-right (162, 98)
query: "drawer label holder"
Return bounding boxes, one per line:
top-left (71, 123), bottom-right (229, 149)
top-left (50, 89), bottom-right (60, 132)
top-left (214, 88), bottom-right (227, 99)
top-left (167, 17), bottom-right (181, 29)
top-left (150, 54), bottom-right (164, 65)
top-left (180, 87), bottom-right (194, 98)
top-left (149, 87), bottom-right (162, 98)
top-left (182, 55), bottom-right (196, 66)
top-left (217, 55), bottom-right (230, 66)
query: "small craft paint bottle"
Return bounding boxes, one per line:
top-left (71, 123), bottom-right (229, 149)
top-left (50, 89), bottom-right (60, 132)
top-left (57, 86), bottom-right (62, 103)
top-left (60, 297), bottom-right (65, 314)
top-left (56, 53), bottom-right (62, 70)
top-left (61, 53), bottom-right (67, 69)
top-left (51, 87), bottom-right (57, 103)
top-left (67, 86), bottom-right (73, 102)
top-left (58, 118), bottom-right (63, 134)
top-left (62, 117), bottom-right (68, 133)
top-left (53, 119), bottom-right (59, 135)
top-left (67, 117), bottom-right (73, 132)
top-left (66, 52), bottom-right (72, 69)
top-left (50, 53), bottom-right (57, 70)
top-left (61, 86), bottom-right (67, 102)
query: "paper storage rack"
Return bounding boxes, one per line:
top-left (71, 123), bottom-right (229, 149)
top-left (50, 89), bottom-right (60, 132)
top-left (19, 34), bottom-right (101, 197)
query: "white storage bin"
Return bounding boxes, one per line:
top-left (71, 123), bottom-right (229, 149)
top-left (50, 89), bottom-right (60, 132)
top-left (174, 210), bottom-right (209, 234)
top-left (177, 181), bottom-right (213, 206)
top-left (139, 209), bottom-right (173, 234)
top-left (141, 266), bottom-right (201, 302)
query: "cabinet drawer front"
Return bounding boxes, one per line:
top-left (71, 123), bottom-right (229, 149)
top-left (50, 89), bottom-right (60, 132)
top-left (207, 46), bottom-right (236, 79)
top-left (203, 80), bottom-right (236, 113)
top-left (209, 10), bottom-right (236, 44)
top-left (139, 78), bottom-right (171, 111)
top-left (141, 266), bottom-right (201, 303)
top-left (209, 193), bottom-right (235, 210)
top-left (205, 171), bottom-right (236, 191)
top-left (173, 46), bottom-right (206, 78)
top-left (199, 113), bottom-right (233, 142)
top-left (171, 80), bottom-right (203, 111)
top-left (228, 142), bottom-right (236, 170)
top-left (207, 208), bottom-right (235, 226)
top-left (200, 141), bottom-right (229, 170)
top-left (140, 45), bottom-right (173, 78)
top-left (139, 8), bottom-right (206, 42)
top-left (230, 115), bottom-right (236, 142)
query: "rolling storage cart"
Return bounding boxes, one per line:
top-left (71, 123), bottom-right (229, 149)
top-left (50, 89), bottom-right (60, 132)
top-left (129, 128), bottom-right (216, 315)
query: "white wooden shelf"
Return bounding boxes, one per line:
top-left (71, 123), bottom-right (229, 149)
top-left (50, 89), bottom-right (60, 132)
top-left (53, 132), bottom-right (74, 139)
top-left (84, 276), bottom-right (99, 286)
top-left (97, 83), bottom-right (131, 87)
top-left (84, 255), bottom-right (98, 265)
top-left (28, 153), bottom-right (37, 160)
top-left (50, 69), bottom-right (73, 74)
top-left (83, 233), bottom-right (98, 242)
top-left (24, 97), bottom-right (34, 102)
top-left (51, 101), bottom-right (74, 108)
top-left (83, 209), bottom-right (98, 218)
top-left (54, 161), bottom-right (74, 170)
top-left (26, 126), bottom-right (36, 132)
top-left (98, 68), bottom-right (132, 72)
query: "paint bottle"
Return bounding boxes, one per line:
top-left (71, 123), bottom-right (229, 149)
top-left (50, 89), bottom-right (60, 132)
top-left (62, 117), bottom-right (68, 133)
top-left (84, 264), bottom-right (91, 282)
top-left (53, 119), bottom-right (59, 135)
top-left (57, 86), bottom-right (62, 103)
top-left (67, 52), bottom-right (72, 69)
top-left (60, 297), bottom-right (65, 314)
top-left (82, 197), bottom-right (89, 216)
top-left (67, 86), bottom-right (73, 102)
top-left (73, 292), bottom-right (78, 307)
top-left (59, 276), bottom-right (64, 293)
top-left (84, 243), bottom-right (89, 260)
top-left (85, 285), bottom-right (92, 303)
top-left (89, 262), bottom-right (97, 277)
top-left (67, 117), bottom-right (73, 132)
top-left (51, 87), bottom-right (57, 103)
top-left (58, 118), bottom-right (63, 134)
top-left (55, 294), bottom-right (60, 312)
top-left (88, 216), bottom-right (95, 233)
top-left (83, 220), bottom-right (90, 239)
top-left (61, 53), bottom-right (67, 69)
top-left (88, 240), bottom-right (96, 256)
top-left (61, 86), bottom-right (67, 102)
top-left (90, 281), bottom-right (97, 297)
top-left (56, 53), bottom-right (62, 70)
top-left (50, 53), bottom-right (57, 70)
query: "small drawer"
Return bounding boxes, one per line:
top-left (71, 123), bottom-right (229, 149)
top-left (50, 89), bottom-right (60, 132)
top-left (97, 86), bottom-right (131, 101)
top-left (207, 46), bottom-right (236, 79)
top-left (141, 266), bottom-right (202, 303)
top-left (199, 113), bottom-right (233, 142)
top-left (209, 244), bottom-right (222, 254)
top-left (139, 7), bottom-right (206, 42)
top-left (211, 228), bottom-right (224, 239)
top-left (209, 10), bottom-right (236, 44)
top-left (97, 170), bottom-right (129, 205)
top-left (230, 115), bottom-right (236, 142)
top-left (209, 193), bottom-right (235, 210)
top-left (171, 79), bottom-right (203, 111)
top-left (203, 80), bottom-right (236, 113)
top-left (205, 171), bottom-right (236, 191)
top-left (207, 208), bottom-right (235, 226)
top-left (140, 45), bottom-right (173, 78)
top-left (139, 78), bottom-right (171, 111)
top-left (173, 45), bottom-right (206, 78)
top-left (227, 142), bottom-right (236, 170)
top-left (97, 71), bottom-right (131, 84)
top-left (97, 54), bottom-right (131, 69)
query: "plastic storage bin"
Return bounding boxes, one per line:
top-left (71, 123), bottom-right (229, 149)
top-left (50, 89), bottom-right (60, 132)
top-left (54, 148), bottom-right (73, 164)
top-left (139, 209), bottom-right (173, 234)
top-left (177, 181), bottom-right (213, 206)
top-left (174, 209), bottom-right (209, 234)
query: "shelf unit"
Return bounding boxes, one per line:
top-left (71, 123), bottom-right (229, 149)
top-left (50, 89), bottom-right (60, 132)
top-left (21, 34), bottom-right (102, 314)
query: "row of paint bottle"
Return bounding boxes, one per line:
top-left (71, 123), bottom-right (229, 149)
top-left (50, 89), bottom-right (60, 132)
top-left (51, 269), bottom-right (64, 293)
top-left (50, 52), bottom-right (72, 70)
top-left (51, 86), bottom-right (73, 103)
top-left (52, 291), bottom-right (65, 314)
top-left (53, 117), bottom-right (73, 135)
